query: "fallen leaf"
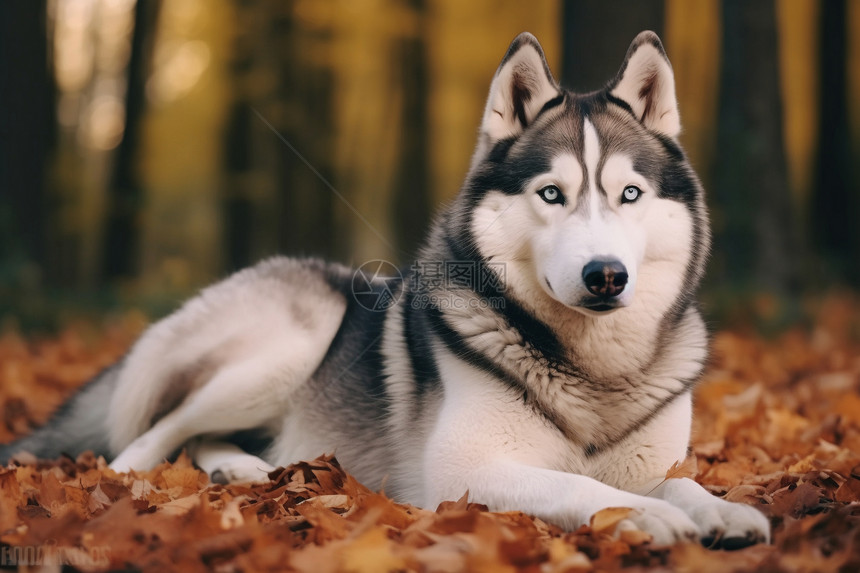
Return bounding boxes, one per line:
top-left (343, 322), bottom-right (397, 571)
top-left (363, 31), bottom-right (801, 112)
top-left (339, 526), bottom-right (407, 573)
top-left (589, 507), bottom-right (633, 536)
top-left (665, 455), bottom-right (699, 480)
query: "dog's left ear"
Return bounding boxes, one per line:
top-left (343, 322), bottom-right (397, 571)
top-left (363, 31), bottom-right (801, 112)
top-left (609, 31), bottom-right (680, 138)
top-left (478, 33), bottom-right (561, 149)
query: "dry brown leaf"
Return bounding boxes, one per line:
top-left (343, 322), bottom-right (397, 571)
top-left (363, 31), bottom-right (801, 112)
top-left (158, 493), bottom-right (202, 516)
top-left (665, 455), bottom-right (699, 481)
top-left (589, 507), bottom-right (633, 536)
top-left (0, 469), bottom-right (23, 531)
top-left (339, 526), bottom-right (408, 573)
top-left (724, 484), bottom-right (766, 504)
top-left (618, 528), bottom-right (653, 546)
top-left (834, 474), bottom-right (860, 503)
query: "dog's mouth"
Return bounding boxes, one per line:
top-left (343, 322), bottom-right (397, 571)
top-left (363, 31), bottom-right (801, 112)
top-left (542, 277), bottom-right (627, 315)
top-left (577, 297), bottom-right (624, 315)
top-left (583, 302), bottom-right (616, 312)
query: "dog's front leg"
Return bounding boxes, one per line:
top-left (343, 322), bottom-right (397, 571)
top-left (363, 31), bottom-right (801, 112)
top-left (424, 459), bottom-right (701, 546)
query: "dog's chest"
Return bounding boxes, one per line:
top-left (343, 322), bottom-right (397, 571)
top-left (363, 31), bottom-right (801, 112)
top-left (433, 342), bottom-right (654, 455)
top-left (475, 331), bottom-right (670, 448)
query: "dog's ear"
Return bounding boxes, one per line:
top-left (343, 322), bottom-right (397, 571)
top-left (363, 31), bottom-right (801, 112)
top-left (609, 31), bottom-right (680, 138)
top-left (478, 33), bottom-right (561, 148)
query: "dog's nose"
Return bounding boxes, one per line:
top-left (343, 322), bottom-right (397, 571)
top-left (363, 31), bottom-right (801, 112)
top-left (582, 259), bottom-right (628, 298)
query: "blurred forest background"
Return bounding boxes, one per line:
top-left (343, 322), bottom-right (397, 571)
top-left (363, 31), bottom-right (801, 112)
top-left (0, 0), bottom-right (859, 329)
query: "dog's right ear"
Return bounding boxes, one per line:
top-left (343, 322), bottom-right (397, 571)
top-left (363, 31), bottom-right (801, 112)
top-left (475, 33), bottom-right (561, 157)
top-left (609, 31), bottom-right (680, 138)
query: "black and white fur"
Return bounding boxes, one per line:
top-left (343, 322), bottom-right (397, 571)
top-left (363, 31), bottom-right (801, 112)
top-left (2, 32), bottom-right (769, 548)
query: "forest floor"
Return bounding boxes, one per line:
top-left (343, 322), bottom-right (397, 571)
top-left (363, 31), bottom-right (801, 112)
top-left (1, 297), bottom-right (860, 572)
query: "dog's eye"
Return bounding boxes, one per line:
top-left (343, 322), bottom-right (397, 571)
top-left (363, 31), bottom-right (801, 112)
top-left (538, 185), bottom-right (565, 205)
top-left (621, 185), bottom-right (642, 204)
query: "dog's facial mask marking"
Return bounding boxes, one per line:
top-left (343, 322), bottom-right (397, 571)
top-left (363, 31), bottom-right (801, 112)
top-left (530, 120), bottom-right (643, 314)
top-left (470, 30), bottom-right (688, 316)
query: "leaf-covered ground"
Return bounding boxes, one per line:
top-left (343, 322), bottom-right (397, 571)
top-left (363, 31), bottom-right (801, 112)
top-left (1, 298), bottom-right (860, 571)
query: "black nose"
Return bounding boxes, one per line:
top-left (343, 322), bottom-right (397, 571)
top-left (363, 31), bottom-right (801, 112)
top-left (582, 259), bottom-right (628, 298)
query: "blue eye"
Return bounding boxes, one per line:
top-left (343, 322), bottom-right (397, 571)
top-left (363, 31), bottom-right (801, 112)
top-left (622, 185), bottom-right (642, 204)
top-left (538, 185), bottom-right (565, 205)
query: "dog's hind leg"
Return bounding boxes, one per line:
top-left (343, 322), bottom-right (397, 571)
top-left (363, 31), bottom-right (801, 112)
top-left (109, 346), bottom-right (316, 473)
top-left (188, 439), bottom-right (275, 484)
top-left (106, 259), bottom-right (350, 474)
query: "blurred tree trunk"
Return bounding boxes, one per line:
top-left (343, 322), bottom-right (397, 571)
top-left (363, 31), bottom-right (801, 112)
top-left (712, 0), bottom-right (798, 293)
top-left (391, 26), bottom-right (432, 259)
top-left (665, 0), bottom-right (721, 188)
top-left (222, 12), bottom-right (256, 274)
top-left (276, 4), bottom-right (336, 263)
top-left (329, 1), bottom-right (405, 264)
top-left (0, 0), bottom-right (53, 286)
top-left (811, 0), bottom-right (857, 285)
top-left (562, 0), bottom-right (664, 91)
top-left (222, 102), bottom-right (255, 272)
top-left (102, 0), bottom-right (160, 281)
top-left (223, 0), bottom-right (336, 271)
top-left (222, 0), bottom-right (273, 272)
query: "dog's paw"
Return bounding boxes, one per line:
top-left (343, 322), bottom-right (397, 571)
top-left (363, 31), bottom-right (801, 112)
top-left (210, 458), bottom-right (275, 484)
top-left (652, 477), bottom-right (771, 549)
top-left (613, 499), bottom-right (701, 546)
top-left (689, 497), bottom-right (770, 549)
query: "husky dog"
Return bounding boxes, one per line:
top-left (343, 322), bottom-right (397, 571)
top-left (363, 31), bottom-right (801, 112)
top-left (3, 32), bottom-right (769, 548)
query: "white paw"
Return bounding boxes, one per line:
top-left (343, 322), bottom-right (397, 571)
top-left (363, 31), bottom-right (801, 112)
top-left (654, 478), bottom-right (771, 549)
top-left (616, 499), bottom-right (701, 546)
top-left (109, 441), bottom-right (160, 473)
top-left (688, 496), bottom-right (771, 549)
top-left (210, 458), bottom-right (276, 484)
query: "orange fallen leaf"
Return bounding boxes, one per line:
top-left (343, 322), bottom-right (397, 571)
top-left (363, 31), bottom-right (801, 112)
top-left (339, 526), bottom-right (407, 573)
top-left (589, 507), bottom-right (633, 536)
top-left (665, 455), bottom-right (699, 481)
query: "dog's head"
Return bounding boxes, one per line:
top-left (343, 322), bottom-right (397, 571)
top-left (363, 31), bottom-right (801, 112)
top-left (456, 32), bottom-right (710, 318)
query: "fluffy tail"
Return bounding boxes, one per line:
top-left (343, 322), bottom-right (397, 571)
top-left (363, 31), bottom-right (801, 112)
top-left (0, 363), bottom-right (121, 463)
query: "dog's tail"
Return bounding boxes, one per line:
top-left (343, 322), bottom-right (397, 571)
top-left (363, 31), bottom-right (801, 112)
top-left (0, 363), bottom-right (121, 464)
